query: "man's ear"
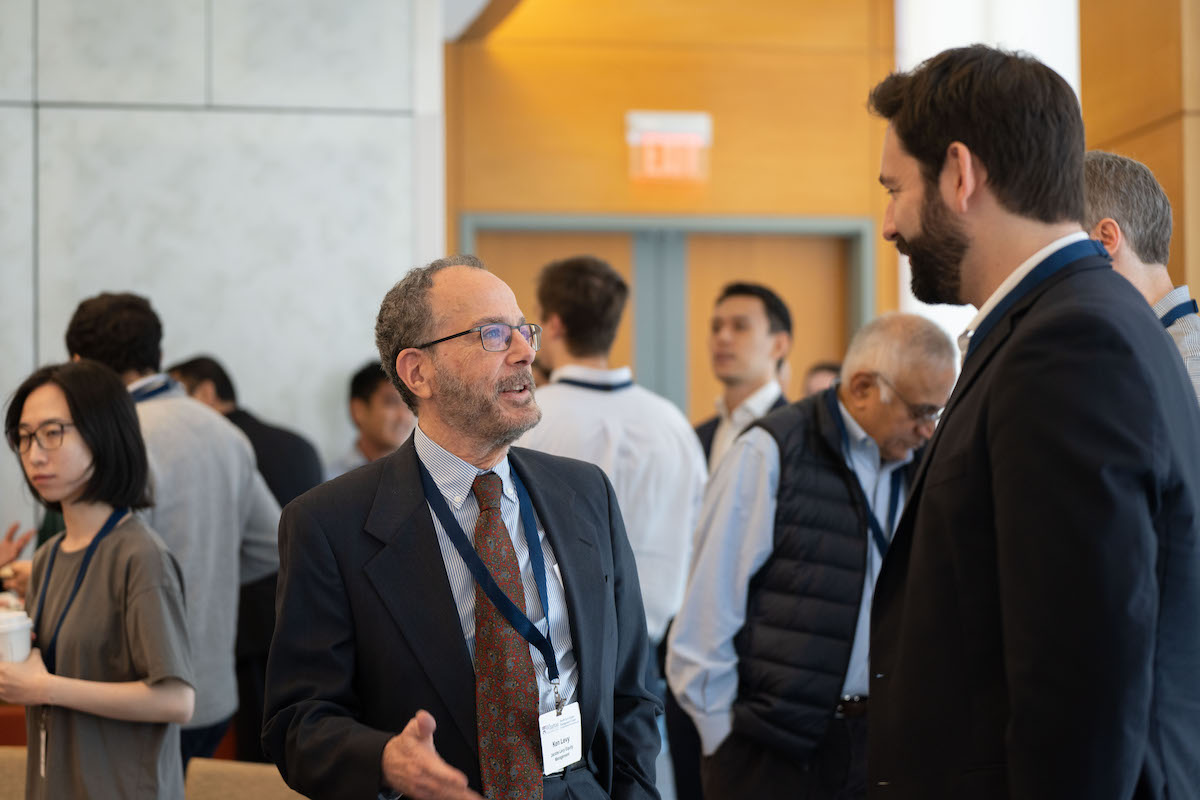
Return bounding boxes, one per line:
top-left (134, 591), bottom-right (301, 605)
top-left (190, 379), bottom-right (218, 408)
top-left (844, 370), bottom-right (876, 407)
top-left (543, 312), bottom-right (566, 341)
top-left (1091, 217), bottom-right (1123, 257)
top-left (395, 349), bottom-right (434, 406)
top-left (769, 331), bottom-right (792, 363)
top-left (943, 141), bottom-right (982, 214)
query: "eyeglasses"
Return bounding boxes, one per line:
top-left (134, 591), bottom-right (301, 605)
top-left (413, 323), bottom-right (542, 353)
top-left (873, 373), bottom-right (944, 425)
top-left (9, 421), bottom-right (76, 454)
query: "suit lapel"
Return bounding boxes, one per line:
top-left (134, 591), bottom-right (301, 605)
top-left (508, 448), bottom-right (606, 751)
top-left (360, 443), bottom-right (478, 756)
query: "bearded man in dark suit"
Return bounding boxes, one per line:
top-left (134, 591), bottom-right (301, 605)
top-left (867, 45), bottom-right (1200, 800)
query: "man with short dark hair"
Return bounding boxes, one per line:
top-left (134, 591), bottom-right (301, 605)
top-left (65, 292), bottom-right (281, 766)
top-left (1082, 150), bottom-right (1200, 402)
top-left (168, 353), bottom-right (322, 762)
top-left (694, 283), bottom-right (793, 469)
top-left (517, 255), bottom-right (706, 650)
top-left (668, 313), bottom-right (955, 800)
top-left (264, 256), bottom-right (661, 800)
top-left (867, 45), bottom-right (1200, 798)
top-left (326, 361), bottom-right (415, 480)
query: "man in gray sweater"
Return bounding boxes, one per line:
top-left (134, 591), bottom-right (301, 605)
top-left (66, 292), bottom-right (281, 765)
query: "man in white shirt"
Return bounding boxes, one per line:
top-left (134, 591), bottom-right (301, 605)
top-left (517, 255), bottom-right (706, 647)
top-left (866, 45), bottom-right (1200, 799)
top-left (1083, 150), bottom-right (1200, 403)
top-left (667, 312), bottom-right (955, 800)
top-left (693, 283), bottom-right (792, 471)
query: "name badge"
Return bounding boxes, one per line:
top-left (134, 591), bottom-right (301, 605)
top-left (539, 701), bottom-right (583, 775)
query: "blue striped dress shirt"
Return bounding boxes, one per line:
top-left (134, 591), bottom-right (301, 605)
top-left (413, 425), bottom-right (579, 714)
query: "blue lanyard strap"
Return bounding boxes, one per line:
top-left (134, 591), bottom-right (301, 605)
top-left (1161, 299), bottom-right (1198, 329)
top-left (32, 507), bottom-right (127, 674)
top-left (417, 460), bottom-right (558, 682)
top-left (129, 376), bottom-right (177, 404)
top-left (965, 239), bottom-right (1109, 363)
top-left (827, 390), bottom-right (903, 557)
top-left (555, 378), bottom-right (633, 392)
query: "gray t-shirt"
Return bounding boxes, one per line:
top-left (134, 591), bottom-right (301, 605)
top-left (24, 516), bottom-right (193, 800)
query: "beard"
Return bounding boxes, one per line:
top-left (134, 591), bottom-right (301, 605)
top-left (896, 185), bottom-right (970, 305)
top-left (432, 360), bottom-right (542, 452)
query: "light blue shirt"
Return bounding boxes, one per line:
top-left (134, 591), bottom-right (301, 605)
top-left (413, 425), bottom-right (579, 715)
top-left (667, 397), bottom-right (909, 755)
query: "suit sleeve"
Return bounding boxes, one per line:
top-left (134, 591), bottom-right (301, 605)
top-left (599, 464), bottom-right (664, 800)
top-left (262, 500), bottom-right (393, 800)
top-left (988, 309), bottom-right (1160, 799)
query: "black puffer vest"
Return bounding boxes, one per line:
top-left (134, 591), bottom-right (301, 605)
top-left (730, 388), bottom-right (915, 760)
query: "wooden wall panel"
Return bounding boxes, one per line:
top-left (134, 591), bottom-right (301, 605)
top-left (473, 231), bottom-right (636, 372)
top-left (685, 234), bottom-right (847, 423)
top-left (1081, 0), bottom-right (1182, 147)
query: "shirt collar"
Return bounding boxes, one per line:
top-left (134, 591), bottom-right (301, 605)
top-left (1152, 284), bottom-right (1193, 318)
top-left (549, 364), bottom-right (634, 386)
top-left (958, 231), bottom-right (1089, 360)
top-left (716, 380), bottom-right (782, 423)
top-left (127, 373), bottom-right (167, 393)
top-left (413, 424), bottom-right (516, 510)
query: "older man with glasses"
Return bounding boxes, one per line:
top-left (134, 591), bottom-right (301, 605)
top-left (263, 255), bottom-right (661, 800)
top-left (666, 311), bottom-right (956, 800)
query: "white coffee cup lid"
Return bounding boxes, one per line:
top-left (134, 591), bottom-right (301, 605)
top-left (0, 610), bottom-right (32, 634)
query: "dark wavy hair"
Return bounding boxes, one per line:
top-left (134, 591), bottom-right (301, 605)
top-left (5, 360), bottom-right (152, 512)
top-left (65, 292), bottom-right (163, 374)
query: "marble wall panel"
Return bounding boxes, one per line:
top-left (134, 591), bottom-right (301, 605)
top-left (38, 108), bottom-right (415, 462)
top-left (212, 0), bottom-right (414, 110)
top-left (0, 108), bottom-right (37, 530)
top-left (38, 0), bottom-right (206, 104)
top-left (0, 0), bottom-right (33, 101)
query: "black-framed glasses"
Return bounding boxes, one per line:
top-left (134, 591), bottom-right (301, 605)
top-left (873, 373), bottom-right (944, 425)
top-left (413, 323), bottom-right (542, 353)
top-left (9, 421), bottom-right (76, 454)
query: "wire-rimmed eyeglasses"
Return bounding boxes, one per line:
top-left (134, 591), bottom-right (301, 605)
top-left (873, 373), bottom-right (944, 425)
top-left (412, 323), bottom-right (542, 353)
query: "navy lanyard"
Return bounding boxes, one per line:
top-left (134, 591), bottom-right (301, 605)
top-left (417, 461), bottom-right (558, 682)
top-left (965, 239), bottom-right (1109, 363)
top-left (555, 378), bottom-right (633, 392)
top-left (1161, 299), bottom-right (1198, 329)
top-left (827, 390), bottom-right (903, 557)
top-left (129, 376), bottom-right (177, 404)
top-left (32, 507), bottom-right (127, 674)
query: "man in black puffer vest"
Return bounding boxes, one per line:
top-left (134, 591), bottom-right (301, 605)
top-left (667, 312), bottom-right (956, 800)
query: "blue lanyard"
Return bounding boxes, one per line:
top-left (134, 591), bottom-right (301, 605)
top-left (129, 376), bottom-right (177, 404)
top-left (965, 239), bottom-right (1109, 363)
top-left (1161, 299), bottom-right (1198, 329)
top-left (827, 390), bottom-right (903, 557)
top-left (555, 378), bottom-right (633, 392)
top-left (417, 461), bottom-right (558, 682)
top-left (32, 507), bottom-right (127, 674)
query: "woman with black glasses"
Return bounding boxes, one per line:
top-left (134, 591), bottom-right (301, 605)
top-left (1, 360), bottom-right (193, 799)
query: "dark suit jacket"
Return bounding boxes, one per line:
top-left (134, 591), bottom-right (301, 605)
top-left (869, 252), bottom-right (1200, 799)
top-left (695, 392), bottom-right (787, 463)
top-left (262, 439), bottom-right (662, 800)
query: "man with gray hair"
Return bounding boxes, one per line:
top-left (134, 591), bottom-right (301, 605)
top-left (263, 256), bottom-right (661, 800)
top-left (1083, 150), bottom-right (1200, 401)
top-left (667, 312), bottom-right (956, 800)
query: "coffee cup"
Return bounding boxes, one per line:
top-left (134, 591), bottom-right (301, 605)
top-left (0, 610), bottom-right (32, 662)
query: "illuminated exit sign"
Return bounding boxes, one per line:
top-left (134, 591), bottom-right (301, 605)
top-left (626, 111), bottom-right (712, 182)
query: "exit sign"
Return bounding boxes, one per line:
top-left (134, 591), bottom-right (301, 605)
top-left (626, 111), bottom-right (712, 182)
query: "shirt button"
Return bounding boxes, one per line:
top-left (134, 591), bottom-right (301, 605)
top-left (453, 495), bottom-right (462, 504)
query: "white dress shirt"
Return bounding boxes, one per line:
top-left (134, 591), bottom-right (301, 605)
top-left (708, 380), bottom-right (783, 472)
top-left (667, 398), bottom-right (909, 756)
top-left (414, 425), bottom-right (579, 715)
top-left (517, 364), bottom-right (707, 642)
top-left (958, 231), bottom-right (1089, 362)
